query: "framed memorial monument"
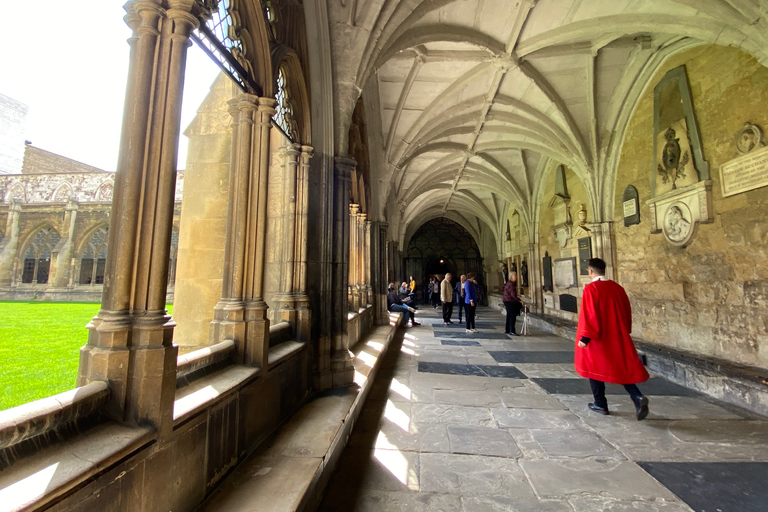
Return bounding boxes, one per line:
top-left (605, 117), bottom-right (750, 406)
top-left (646, 65), bottom-right (713, 247)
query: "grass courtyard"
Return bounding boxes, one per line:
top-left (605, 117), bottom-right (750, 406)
top-left (0, 301), bottom-right (173, 411)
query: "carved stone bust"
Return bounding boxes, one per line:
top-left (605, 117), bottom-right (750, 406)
top-left (662, 203), bottom-right (694, 246)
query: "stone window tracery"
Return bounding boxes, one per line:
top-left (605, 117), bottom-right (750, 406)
top-left (273, 66), bottom-right (298, 141)
top-left (79, 227), bottom-right (108, 285)
top-left (21, 226), bottom-right (61, 284)
top-left (191, 0), bottom-right (260, 94)
top-left (52, 183), bottom-right (73, 203)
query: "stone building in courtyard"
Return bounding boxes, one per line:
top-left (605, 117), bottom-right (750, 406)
top-left (2, 1), bottom-right (768, 511)
top-left (0, 143), bottom-right (183, 301)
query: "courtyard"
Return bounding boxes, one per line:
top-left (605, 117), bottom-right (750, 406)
top-left (0, 301), bottom-right (172, 410)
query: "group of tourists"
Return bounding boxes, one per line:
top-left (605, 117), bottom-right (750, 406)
top-left (386, 273), bottom-right (481, 333)
top-left (386, 257), bottom-right (650, 420)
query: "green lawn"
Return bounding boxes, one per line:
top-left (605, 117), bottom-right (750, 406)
top-left (0, 301), bottom-right (173, 411)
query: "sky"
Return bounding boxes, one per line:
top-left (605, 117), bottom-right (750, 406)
top-left (0, 1), bottom-right (221, 172)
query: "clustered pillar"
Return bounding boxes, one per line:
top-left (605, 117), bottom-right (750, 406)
top-left (331, 157), bottom-right (354, 386)
top-left (209, 94), bottom-right (276, 370)
top-left (78, 0), bottom-right (200, 431)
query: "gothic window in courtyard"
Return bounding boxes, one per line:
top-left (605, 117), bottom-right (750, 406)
top-left (21, 226), bottom-right (61, 284)
top-left (168, 227), bottom-right (179, 287)
top-left (79, 227), bottom-right (108, 285)
top-left (273, 66), bottom-right (298, 141)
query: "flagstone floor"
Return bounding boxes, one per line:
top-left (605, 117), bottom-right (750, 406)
top-left (318, 307), bottom-right (768, 512)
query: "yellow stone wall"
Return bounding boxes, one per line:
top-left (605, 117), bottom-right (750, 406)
top-left (173, 74), bottom-right (235, 349)
top-left (613, 45), bottom-right (768, 369)
top-left (538, 164), bottom-right (591, 321)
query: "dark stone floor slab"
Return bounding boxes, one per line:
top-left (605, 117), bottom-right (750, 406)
top-left (489, 351), bottom-right (574, 364)
top-left (637, 461), bottom-right (768, 512)
top-left (433, 330), bottom-right (510, 340)
top-left (441, 339), bottom-right (482, 347)
top-left (418, 362), bottom-right (526, 379)
top-left (532, 378), bottom-right (701, 397)
top-left (433, 322), bottom-right (501, 329)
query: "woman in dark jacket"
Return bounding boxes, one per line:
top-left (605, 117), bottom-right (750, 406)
top-left (502, 271), bottom-right (524, 335)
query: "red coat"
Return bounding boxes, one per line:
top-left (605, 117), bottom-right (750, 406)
top-left (574, 278), bottom-right (649, 384)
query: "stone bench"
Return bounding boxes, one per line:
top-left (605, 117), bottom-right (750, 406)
top-left (195, 311), bottom-right (405, 512)
top-left (0, 382), bottom-right (153, 512)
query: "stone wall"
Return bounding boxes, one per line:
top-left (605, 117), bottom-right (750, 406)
top-left (613, 45), bottom-right (768, 370)
top-left (172, 73), bottom-right (234, 350)
top-left (0, 94), bottom-right (28, 175)
top-left (537, 164), bottom-right (591, 322)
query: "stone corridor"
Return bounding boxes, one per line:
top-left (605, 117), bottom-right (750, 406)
top-left (318, 307), bottom-right (768, 512)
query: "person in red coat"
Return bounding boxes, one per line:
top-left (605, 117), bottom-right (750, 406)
top-left (575, 258), bottom-right (650, 420)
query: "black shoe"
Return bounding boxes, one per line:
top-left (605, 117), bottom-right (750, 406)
top-left (411, 321), bottom-right (421, 326)
top-left (509, 332), bottom-right (517, 336)
top-left (635, 396), bottom-right (649, 420)
top-left (588, 403), bottom-right (609, 415)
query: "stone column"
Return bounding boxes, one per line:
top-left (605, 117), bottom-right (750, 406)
top-left (527, 242), bottom-right (543, 315)
top-left (273, 143), bottom-right (300, 321)
top-left (374, 222), bottom-right (389, 324)
top-left (293, 146), bottom-right (313, 341)
top-left (586, 221), bottom-right (617, 280)
top-left (348, 203), bottom-right (360, 312)
top-left (332, 157), bottom-right (354, 386)
top-left (210, 95), bottom-right (276, 369)
top-left (0, 199), bottom-right (21, 288)
top-left (362, 216), bottom-right (372, 307)
top-left (78, 0), bottom-right (199, 431)
top-left (48, 197), bottom-right (78, 291)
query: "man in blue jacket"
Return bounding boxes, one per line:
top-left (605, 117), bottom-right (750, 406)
top-left (464, 273), bottom-right (478, 333)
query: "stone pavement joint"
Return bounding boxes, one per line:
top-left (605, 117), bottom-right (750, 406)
top-left (319, 307), bottom-right (768, 512)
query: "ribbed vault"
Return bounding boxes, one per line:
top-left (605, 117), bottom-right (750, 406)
top-left (326, 0), bottom-right (768, 258)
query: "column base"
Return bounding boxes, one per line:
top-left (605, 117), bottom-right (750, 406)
top-left (244, 300), bottom-right (270, 370)
top-left (80, 310), bottom-right (177, 430)
top-left (210, 299), bottom-right (247, 347)
top-left (330, 350), bottom-right (355, 387)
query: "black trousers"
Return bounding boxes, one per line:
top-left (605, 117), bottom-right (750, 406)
top-left (465, 303), bottom-right (476, 329)
top-left (456, 297), bottom-right (465, 321)
top-left (589, 379), bottom-right (643, 409)
top-left (442, 301), bottom-right (453, 322)
top-left (503, 301), bottom-right (521, 333)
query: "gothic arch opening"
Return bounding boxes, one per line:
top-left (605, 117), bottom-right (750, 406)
top-left (404, 218), bottom-right (485, 304)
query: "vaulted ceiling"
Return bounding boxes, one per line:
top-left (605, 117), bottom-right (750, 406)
top-left (326, 0), bottom-right (768, 251)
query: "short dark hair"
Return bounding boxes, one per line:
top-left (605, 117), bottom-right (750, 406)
top-left (388, 283), bottom-right (396, 291)
top-left (588, 258), bottom-right (606, 274)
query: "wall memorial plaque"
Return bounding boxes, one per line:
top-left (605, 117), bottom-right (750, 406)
top-left (554, 257), bottom-right (577, 288)
top-left (577, 237), bottom-right (592, 275)
top-left (622, 185), bottom-right (640, 226)
top-left (559, 293), bottom-right (578, 313)
top-left (720, 145), bottom-right (768, 197)
top-left (542, 253), bottom-right (553, 292)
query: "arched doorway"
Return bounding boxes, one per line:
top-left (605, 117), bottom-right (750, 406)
top-left (404, 218), bottom-right (485, 304)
